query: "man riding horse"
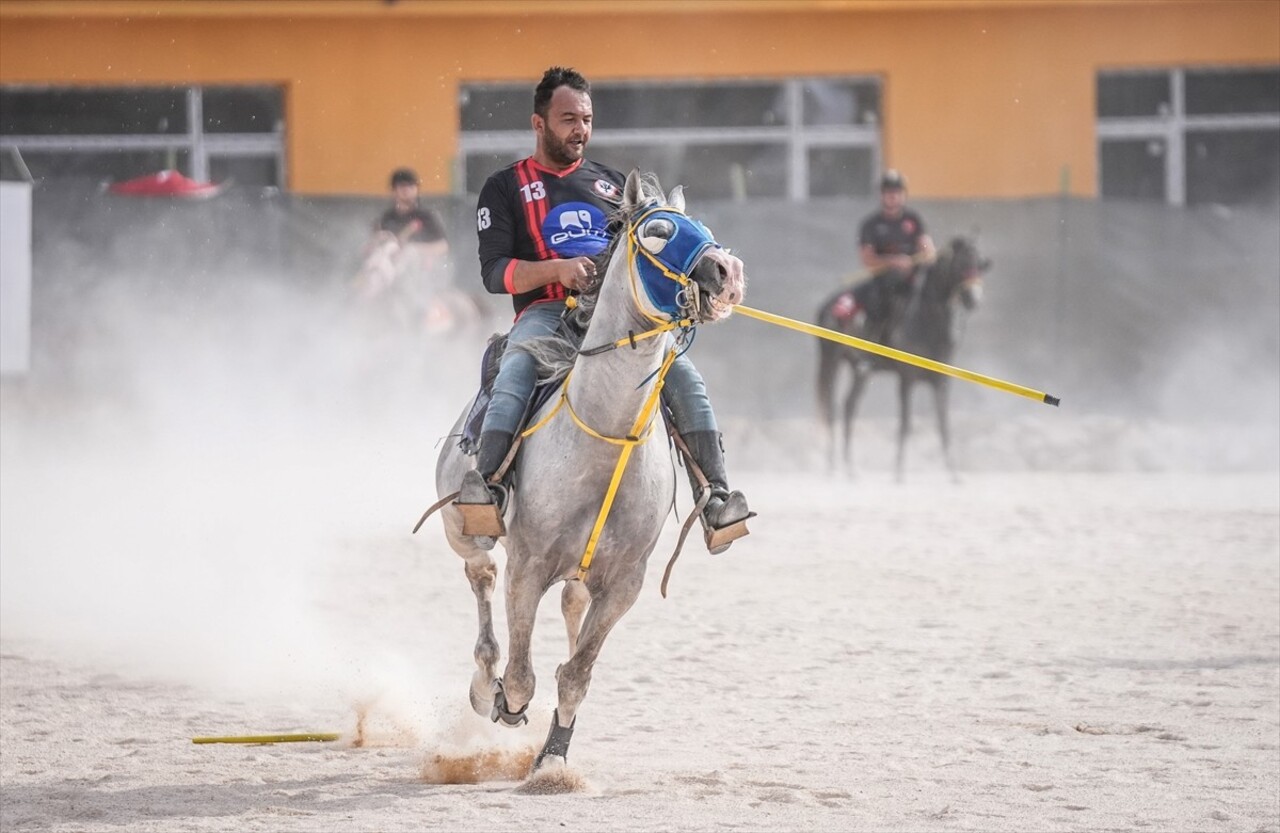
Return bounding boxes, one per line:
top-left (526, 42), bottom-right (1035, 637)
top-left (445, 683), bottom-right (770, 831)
top-left (456, 66), bottom-right (751, 552)
top-left (839, 169), bottom-right (937, 346)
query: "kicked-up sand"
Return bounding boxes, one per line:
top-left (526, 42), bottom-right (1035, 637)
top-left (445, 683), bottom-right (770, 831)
top-left (2, 455), bottom-right (1276, 832)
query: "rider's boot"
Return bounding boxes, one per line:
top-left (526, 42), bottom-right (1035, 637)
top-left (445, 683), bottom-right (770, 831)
top-left (456, 430), bottom-right (513, 546)
top-left (683, 430), bottom-right (754, 554)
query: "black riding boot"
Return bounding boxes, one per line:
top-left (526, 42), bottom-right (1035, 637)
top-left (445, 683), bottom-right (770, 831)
top-left (456, 430), bottom-right (513, 545)
top-left (476, 430), bottom-right (514, 482)
top-left (682, 430), bottom-right (753, 554)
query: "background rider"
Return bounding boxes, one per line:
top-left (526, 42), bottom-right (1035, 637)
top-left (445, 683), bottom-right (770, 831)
top-left (854, 169), bottom-right (937, 343)
top-left (356, 167), bottom-right (451, 321)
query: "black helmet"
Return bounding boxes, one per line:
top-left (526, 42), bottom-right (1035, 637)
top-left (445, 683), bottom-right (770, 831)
top-left (390, 167), bottom-right (419, 188)
top-left (880, 169), bottom-right (908, 191)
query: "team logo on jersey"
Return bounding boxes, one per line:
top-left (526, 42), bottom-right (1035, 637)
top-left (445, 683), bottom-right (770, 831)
top-left (593, 179), bottom-right (621, 201)
top-left (902, 218), bottom-right (917, 234)
top-left (544, 201), bottom-right (610, 257)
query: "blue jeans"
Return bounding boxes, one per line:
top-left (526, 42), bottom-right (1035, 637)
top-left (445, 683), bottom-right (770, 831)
top-left (481, 303), bottom-right (719, 437)
top-left (482, 302), bottom-right (567, 436)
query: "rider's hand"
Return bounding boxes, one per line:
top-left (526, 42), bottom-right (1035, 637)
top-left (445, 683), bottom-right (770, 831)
top-left (558, 256), bottom-right (597, 291)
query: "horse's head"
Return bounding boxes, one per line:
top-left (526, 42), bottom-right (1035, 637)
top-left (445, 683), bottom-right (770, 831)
top-left (619, 169), bottom-right (744, 324)
top-left (941, 236), bottom-right (990, 311)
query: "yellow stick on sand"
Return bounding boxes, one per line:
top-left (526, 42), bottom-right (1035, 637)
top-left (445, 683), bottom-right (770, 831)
top-left (732, 304), bottom-right (1061, 407)
top-left (192, 733), bottom-right (341, 744)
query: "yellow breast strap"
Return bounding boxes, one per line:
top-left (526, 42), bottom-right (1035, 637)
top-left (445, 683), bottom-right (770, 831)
top-left (576, 346), bottom-right (678, 581)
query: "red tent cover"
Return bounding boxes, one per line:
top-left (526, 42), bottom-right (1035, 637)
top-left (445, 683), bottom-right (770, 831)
top-left (108, 169), bottom-right (223, 199)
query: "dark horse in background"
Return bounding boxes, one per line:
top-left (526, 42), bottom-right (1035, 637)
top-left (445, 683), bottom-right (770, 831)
top-left (816, 237), bottom-right (990, 480)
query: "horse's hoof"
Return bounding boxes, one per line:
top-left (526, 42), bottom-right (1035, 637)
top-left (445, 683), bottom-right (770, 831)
top-left (469, 684), bottom-right (492, 717)
top-left (489, 679), bottom-right (529, 727)
top-left (532, 753), bottom-right (566, 772)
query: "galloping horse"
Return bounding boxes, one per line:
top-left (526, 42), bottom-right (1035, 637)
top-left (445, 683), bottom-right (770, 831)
top-left (430, 171), bottom-right (742, 775)
top-left (816, 237), bottom-right (988, 480)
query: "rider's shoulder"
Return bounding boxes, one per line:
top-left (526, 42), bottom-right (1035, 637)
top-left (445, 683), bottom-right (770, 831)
top-left (579, 159), bottom-right (623, 180)
top-left (578, 159), bottom-right (625, 191)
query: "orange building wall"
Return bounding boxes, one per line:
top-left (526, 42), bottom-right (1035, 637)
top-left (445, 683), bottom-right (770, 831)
top-left (1, 1), bottom-right (1276, 198)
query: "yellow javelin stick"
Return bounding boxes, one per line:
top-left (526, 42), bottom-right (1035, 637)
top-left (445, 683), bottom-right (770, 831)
top-left (733, 304), bottom-right (1060, 407)
top-left (192, 733), bottom-right (340, 744)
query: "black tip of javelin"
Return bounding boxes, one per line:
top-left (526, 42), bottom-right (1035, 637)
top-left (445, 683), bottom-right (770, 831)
top-left (1043, 394), bottom-right (1061, 407)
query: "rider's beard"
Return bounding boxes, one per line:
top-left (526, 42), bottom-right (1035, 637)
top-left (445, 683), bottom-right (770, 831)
top-left (541, 125), bottom-right (585, 168)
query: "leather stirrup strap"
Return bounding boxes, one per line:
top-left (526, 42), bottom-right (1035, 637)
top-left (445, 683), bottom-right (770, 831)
top-left (489, 433), bottom-right (524, 485)
top-left (659, 423), bottom-right (712, 597)
top-left (412, 491), bottom-right (459, 534)
top-left (669, 425), bottom-right (711, 493)
top-left (660, 488), bottom-right (710, 598)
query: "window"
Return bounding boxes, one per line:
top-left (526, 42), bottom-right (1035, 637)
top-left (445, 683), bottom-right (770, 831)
top-left (1, 88), bottom-right (188, 135)
top-left (458, 76), bottom-right (882, 201)
top-left (1097, 73), bottom-right (1170, 119)
top-left (1099, 139), bottom-right (1166, 201)
top-left (0, 85), bottom-right (287, 189)
top-left (1186, 129), bottom-right (1280, 206)
top-left (1096, 66), bottom-right (1280, 206)
top-left (1185, 68), bottom-right (1280, 116)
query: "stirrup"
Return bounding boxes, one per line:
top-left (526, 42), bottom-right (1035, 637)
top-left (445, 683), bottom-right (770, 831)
top-left (455, 470), bottom-right (507, 538)
top-left (702, 491), bottom-right (755, 555)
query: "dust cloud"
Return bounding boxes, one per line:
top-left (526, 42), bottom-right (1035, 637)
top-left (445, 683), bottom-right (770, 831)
top-left (0, 191), bottom-right (494, 732)
top-left (2, 189), bottom-right (1277, 721)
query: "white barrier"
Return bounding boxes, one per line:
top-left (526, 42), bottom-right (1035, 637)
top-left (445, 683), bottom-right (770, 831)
top-left (0, 181), bottom-right (33, 377)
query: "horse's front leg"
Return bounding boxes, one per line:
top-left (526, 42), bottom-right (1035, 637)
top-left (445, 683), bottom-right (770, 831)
top-left (896, 373), bottom-right (915, 482)
top-left (561, 578), bottom-right (590, 657)
top-left (815, 342), bottom-right (841, 473)
top-left (537, 568), bottom-right (645, 770)
top-left (491, 560), bottom-right (548, 727)
top-left (458, 554), bottom-right (502, 718)
top-left (933, 379), bottom-right (959, 482)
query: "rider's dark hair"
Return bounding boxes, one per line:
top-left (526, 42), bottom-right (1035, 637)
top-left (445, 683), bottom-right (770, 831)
top-left (534, 66), bottom-right (591, 119)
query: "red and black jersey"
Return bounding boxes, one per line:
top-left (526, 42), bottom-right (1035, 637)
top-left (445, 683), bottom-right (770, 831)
top-left (476, 156), bottom-right (624, 317)
top-left (858, 208), bottom-right (928, 257)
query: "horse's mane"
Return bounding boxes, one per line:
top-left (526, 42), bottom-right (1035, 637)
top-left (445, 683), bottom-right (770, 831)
top-left (512, 172), bottom-right (668, 385)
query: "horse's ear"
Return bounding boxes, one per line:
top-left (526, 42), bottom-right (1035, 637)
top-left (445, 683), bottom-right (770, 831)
top-left (669, 185), bottom-right (686, 213)
top-left (623, 169), bottom-right (644, 209)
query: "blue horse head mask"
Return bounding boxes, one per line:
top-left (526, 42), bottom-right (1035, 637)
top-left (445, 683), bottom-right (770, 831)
top-left (628, 202), bottom-right (719, 319)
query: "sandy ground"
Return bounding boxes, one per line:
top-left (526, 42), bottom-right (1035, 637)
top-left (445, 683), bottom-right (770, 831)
top-left (2, 252), bottom-right (1278, 830)
top-left (2, 442), bottom-right (1277, 831)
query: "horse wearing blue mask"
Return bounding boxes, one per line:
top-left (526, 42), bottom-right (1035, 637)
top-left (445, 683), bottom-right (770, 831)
top-left (430, 170), bottom-right (743, 777)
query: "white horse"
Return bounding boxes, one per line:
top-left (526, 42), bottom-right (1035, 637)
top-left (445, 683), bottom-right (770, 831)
top-left (428, 170), bottom-right (743, 774)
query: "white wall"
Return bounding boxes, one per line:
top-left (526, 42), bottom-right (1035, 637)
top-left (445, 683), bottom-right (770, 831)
top-left (0, 181), bottom-right (32, 377)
